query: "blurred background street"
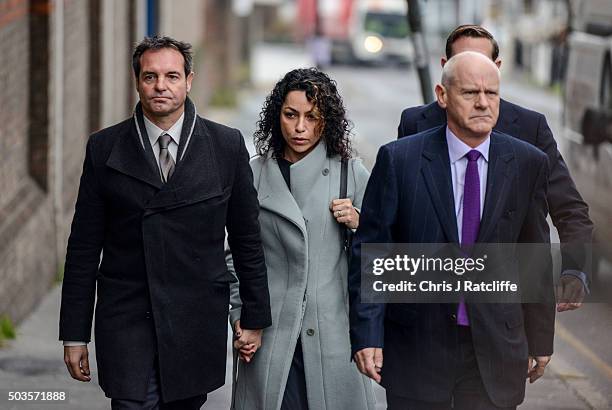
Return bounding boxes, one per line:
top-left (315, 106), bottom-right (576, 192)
top-left (1, 0), bottom-right (611, 409)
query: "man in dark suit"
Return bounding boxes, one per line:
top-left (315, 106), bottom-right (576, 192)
top-left (350, 52), bottom-right (555, 409)
top-left (398, 25), bottom-right (592, 312)
top-left (59, 36), bottom-right (271, 409)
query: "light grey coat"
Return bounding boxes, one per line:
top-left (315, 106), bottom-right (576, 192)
top-left (227, 142), bottom-right (375, 410)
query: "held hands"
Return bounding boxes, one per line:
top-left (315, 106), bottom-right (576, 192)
top-left (354, 348), bottom-right (383, 383)
top-left (330, 199), bottom-right (359, 229)
top-left (527, 355), bottom-right (551, 383)
top-left (64, 345), bottom-right (91, 382)
top-left (233, 320), bottom-right (263, 363)
top-left (556, 275), bottom-right (585, 312)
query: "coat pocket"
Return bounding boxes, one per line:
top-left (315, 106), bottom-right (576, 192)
top-left (505, 312), bottom-right (524, 329)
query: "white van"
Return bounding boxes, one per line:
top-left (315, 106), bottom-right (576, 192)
top-left (562, 0), bottom-right (612, 278)
top-left (328, 0), bottom-right (414, 65)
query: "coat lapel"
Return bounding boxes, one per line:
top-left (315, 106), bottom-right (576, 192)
top-left (477, 132), bottom-right (515, 242)
top-left (257, 155), bottom-right (307, 236)
top-left (495, 99), bottom-right (520, 139)
top-left (144, 118), bottom-right (223, 213)
top-left (105, 120), bottom-right (163, 189)
top-left (420, 127), bottom-right (459, 243)
top-left (418, 102), bottom-right (447, 132)
top-left (176, 97), bottom-right (197, 161)
top-left (106, 99), bottom-right (220, 212)
top-left (289, 141), bottom-right (328, 211)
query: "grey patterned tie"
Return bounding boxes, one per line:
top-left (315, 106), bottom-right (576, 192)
top-left (158, 133), bottom-right (175, 183)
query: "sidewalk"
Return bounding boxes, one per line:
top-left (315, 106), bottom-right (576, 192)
top-left (0, 286), bottom-right (108, 410)
top-left (0, 285), bottom-right (595, 410)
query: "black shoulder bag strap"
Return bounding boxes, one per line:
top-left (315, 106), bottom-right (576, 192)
top-left (340, 158), bottom-right (350, 252)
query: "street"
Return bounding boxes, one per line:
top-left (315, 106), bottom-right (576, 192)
top-left (0, 57), bottom-right (610, 410)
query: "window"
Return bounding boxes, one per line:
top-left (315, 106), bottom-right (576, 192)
top-left (363, 12), bottom-right (409, 39)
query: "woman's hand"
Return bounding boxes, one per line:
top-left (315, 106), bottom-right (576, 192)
top-left (330, 198), bottom-right (359, 229)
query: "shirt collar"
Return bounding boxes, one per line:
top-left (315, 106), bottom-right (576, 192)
top-left (445, 126), bottom-right (490, 164)
top-left (144, 112), bottom-right (184, 147)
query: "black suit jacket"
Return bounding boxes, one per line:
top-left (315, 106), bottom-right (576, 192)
top-left (59, 103), bottom-right (271, 402)
top-left (349, 127), bottom-right (555, 407)
top-left (398, 100), bottom-right (593, 273)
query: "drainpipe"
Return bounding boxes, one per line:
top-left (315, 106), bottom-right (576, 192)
top-left (52, 0), bottom-right (65, 272)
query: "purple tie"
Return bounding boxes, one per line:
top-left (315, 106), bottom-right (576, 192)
top-left (458, 149), bottom-right (481, 326)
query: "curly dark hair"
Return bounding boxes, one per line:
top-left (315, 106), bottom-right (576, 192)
top-left (254, 68), bottom-right (353, 160)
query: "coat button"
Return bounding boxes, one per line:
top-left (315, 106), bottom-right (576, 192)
top-left (306, 328), bottom-right (315, 336)
top-left (145, 311), bottom-right (151, 319)
top-left (322, 168), bottom-right (329, 176)
top-left (450, 313), bottom-right (457, 322)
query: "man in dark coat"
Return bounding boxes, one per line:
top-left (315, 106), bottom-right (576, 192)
top-left (398, 25), bottom-right (593, 311)
top-left (351, 51), bottom-right (555, 409)
top-left (59, 36), bottom-right (271, 409)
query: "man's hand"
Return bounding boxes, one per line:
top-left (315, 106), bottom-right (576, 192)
top-left (354, 348), bottom-right (383, 383)
top-left (233, 320), bottom-right (263, 363)
top-left (556, 275), bottom-right (586, 312)
top-left (64, 345), bottom-right (91, 382)
top-left (527, 355), bottom-right (551, 383)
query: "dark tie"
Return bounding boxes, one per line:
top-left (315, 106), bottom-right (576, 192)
top-left (457, 149), bottom-right (482, 326)
top-left (158, 133), bottom-right (175, 183)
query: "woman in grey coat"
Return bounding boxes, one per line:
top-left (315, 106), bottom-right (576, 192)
top-left (227, 68), bottom-right (375, 410)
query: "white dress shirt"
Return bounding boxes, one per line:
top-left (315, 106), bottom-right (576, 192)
top-left (446, 126), bottom-right (490, 243)
top-left (144, 113), bottom-right (184, 165)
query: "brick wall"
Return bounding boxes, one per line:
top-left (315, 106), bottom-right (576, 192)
top-left (61, 0), bottom-right (90, 214)
top-left (0, 0), bottom-right (30, 208)
top-left (0, 0), bottom-right (135, 325)
top-left (0, 0), bottom-right (55, 324)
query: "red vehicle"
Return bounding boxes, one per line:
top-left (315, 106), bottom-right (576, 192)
top-left (298, 0), bottom-right (414, 65)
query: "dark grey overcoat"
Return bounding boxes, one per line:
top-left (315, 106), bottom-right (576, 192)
top-left (59, 104), bottom-right (271, 402)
